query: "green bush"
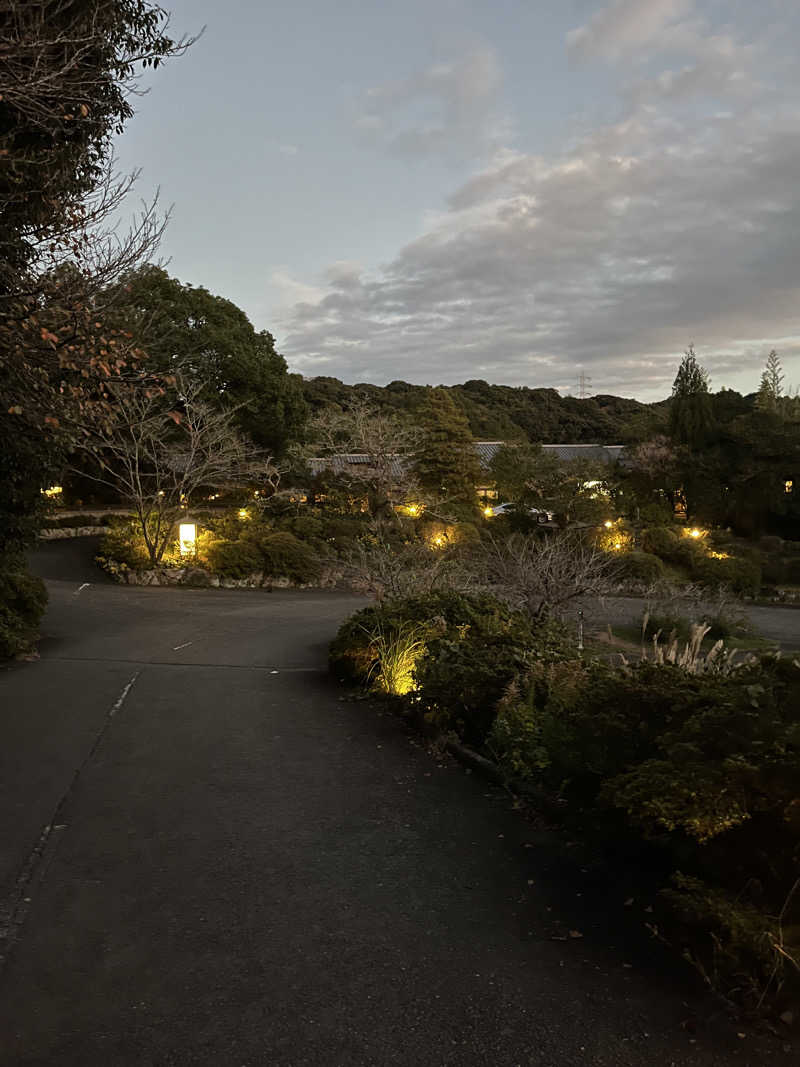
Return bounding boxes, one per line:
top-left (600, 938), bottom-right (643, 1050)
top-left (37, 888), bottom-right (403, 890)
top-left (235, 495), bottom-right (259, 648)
top-left (639, 526), bottom-right (708, 572)
top-left (761, 557), bottom-right (788, 585)
top-left (0, 563), bottom-right (47, 659)
top-left (418, 613), bottom-right (576, 747)
top-left (97, 519), bottom-right (152, 569)
top-left (693, 555), bottom-right (761, 596)
top-left (640, 525), bottom-right (680, 559)
top-left (330, 591), bottom-right (507, 686)
top-left (204, 539), bottom-right (263, 579)
top-left (615, 550), bottom-right (665, 585)
top-left (786, 557), bottom-right (800, 585)
top-left (276, 514), bottom-right (325, 547)
top-left (255, 531), bottom-right (321, 583)
top-left (488, 653), bottom-right (800, 1006)
top-left (759, 535), bottom-right (784, 556)
top-left (642, 612), bottom-right (692, 641)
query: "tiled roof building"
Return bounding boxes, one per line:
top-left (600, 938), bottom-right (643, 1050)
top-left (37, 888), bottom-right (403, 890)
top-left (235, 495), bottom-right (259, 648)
top-left (308, 442), bottom-right (625, 479)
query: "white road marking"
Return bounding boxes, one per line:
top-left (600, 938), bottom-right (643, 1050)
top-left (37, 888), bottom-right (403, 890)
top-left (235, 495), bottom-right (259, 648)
top-left (108, 672), bottom-right (140, 718)
top-left (173, 641), bottom-right (193, 651)
top-left (0, 671), bottom-right (139, 962)
top-left (73, 582), bottom-right (90, 596)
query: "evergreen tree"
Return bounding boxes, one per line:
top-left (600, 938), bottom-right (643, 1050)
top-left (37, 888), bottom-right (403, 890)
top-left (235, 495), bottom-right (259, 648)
top-left (413, 388), bottom-right (481, 517)
top-left (756, 349), bottom-right (784, 415)
top-left (669, 346), bottom-right (713, 447)
top-left (107, 266), bottom-right (307, 455)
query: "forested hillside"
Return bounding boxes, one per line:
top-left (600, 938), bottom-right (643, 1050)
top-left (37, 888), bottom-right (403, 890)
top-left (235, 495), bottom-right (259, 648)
top-left (301, 375), bottom-right (672, 444)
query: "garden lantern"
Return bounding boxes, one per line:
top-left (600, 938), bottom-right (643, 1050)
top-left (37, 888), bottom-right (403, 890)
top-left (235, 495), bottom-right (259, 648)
top-left (178, 521), bottom-right (197, 555)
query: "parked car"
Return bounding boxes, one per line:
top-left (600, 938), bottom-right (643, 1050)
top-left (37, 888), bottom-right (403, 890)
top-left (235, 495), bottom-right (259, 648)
top-left (491, 502), bottom-right (554, 523)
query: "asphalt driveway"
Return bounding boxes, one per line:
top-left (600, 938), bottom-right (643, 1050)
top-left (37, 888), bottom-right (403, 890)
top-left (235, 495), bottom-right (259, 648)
top-left (0, 540), bottom-right (792, 1065)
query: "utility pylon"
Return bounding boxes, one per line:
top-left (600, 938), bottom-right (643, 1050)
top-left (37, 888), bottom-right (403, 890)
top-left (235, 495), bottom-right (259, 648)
top-left (576, 371), bottom-right (592, 399)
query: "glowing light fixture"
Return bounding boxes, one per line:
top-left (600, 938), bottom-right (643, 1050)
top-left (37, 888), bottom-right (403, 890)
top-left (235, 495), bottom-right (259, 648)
top-left (42, 485), bottom-right (63, 498)
top-left (483, 506), bottom-right (494, 518)
top-left (238, 508), bottom-right (249, 520)
top-left (400, 502), bottom-right (423, 518)
top-left (604, 520), bottom-right (613, 528)
top-left (786, 480), bottom-right (794, 494)
top-left (178, 522), bottom-right (197, 554)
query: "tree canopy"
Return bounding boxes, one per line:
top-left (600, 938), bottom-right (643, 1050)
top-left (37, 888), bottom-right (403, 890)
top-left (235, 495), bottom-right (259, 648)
top-left (669, 346), bottom-right (713, 448)
top-left (108, 265), bottom-right (307, 455)
top-left (414, 388), bottom-right (481, 517)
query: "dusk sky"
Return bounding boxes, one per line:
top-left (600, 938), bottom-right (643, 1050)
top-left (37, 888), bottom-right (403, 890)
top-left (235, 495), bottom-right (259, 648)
top-left (114, 0), bottom-right (800, 401)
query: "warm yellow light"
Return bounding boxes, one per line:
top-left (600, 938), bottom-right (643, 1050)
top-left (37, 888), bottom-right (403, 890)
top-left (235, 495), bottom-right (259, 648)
top-left (690, 528), bottom-right (701, 538)
top-left (431, 535), bottom-right (446, 549)
top-left (604, 520), bottom-right (613, 528)
top-left (399, 502), bottom-right (423, 518)
top-left (42, 485), bottom-right (63, 498)
top-left (178, 523), bottom-right (197, 553)
top-left (614, 541), bottom-right (622, 550)
top-left (238, 508), bottom-right (250, 520)
top-left (483, 506), bottom-right (494, 518)
top-left (708, 550), bottom-right (731, 560)
top-left (786, 480), bottom-right (794, 494)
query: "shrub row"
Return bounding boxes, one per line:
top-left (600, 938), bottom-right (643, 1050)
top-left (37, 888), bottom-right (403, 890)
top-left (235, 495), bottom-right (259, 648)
top-left (331, 590), bottom-right (800, 1009)
top-left (491, 654), bottom-right (800, 1007)
top-left (640, 526), bottom-right (762, 595)
top-left (98, 518), bottom-right (323, 584)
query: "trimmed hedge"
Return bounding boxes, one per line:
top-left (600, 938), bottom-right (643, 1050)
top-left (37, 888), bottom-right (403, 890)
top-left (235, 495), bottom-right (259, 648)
top-left (204, 539), bottom-right (263, 579)
top-left (640, 525), bottom-right (680, 559)
top-left (693, 554), bottom-right (761, 596)
top-left (614, 550), bottom-right (665, 585)
top-left (255, 531), bottom-right (321, 584)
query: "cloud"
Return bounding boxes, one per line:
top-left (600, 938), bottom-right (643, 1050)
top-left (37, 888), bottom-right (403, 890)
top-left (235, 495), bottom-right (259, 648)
top-left (354, 45), bottom-right (512, 159)
top-left (276, 7), bottom-right (800, 400)
top-left (270, 270), bottom-right (325, 309)
top-left (567, 0), bottom-right (696, 61)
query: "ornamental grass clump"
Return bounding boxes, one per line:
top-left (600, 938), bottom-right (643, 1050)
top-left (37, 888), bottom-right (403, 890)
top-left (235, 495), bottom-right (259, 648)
top-left (365, 620), bottom-right (428, 696)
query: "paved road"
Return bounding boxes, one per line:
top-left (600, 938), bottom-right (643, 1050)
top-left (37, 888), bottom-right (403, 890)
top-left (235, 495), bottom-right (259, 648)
top-left (0, 541), bottom-right (791, 1065)
top-left (578, 596), bottom-right (800, 653)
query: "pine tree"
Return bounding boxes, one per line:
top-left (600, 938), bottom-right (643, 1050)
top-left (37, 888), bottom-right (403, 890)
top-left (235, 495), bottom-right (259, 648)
top-left (414, 388), bottom-right (481, 516)
top-left (669, 346), bottom-right (713, 448)
top-left (756, 350), bottom-right (784, 414)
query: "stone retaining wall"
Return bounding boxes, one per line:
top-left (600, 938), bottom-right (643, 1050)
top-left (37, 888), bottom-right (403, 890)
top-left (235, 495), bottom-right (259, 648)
top-left (40, 526), bottom-right (108, 540)
top-left (115, 565), bottom-right (346, 590)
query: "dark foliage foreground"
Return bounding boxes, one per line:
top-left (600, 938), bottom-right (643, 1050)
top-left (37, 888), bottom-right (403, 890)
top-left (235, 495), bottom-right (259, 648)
top-left (332, 590), bottom-right (800, 1014)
